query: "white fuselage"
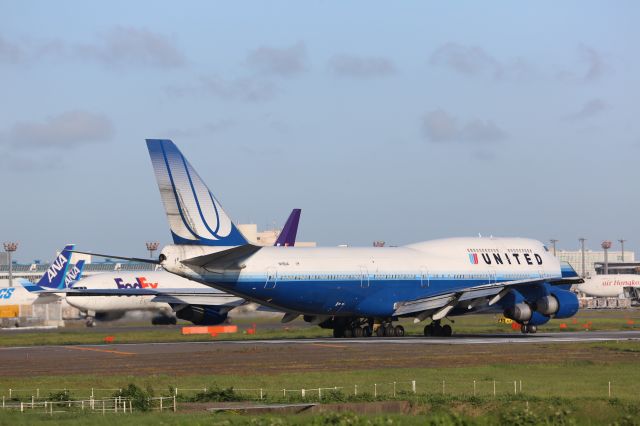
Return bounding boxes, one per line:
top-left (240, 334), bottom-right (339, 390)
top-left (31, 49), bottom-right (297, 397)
top-left (160, 237), bottom-right (565, 317)
top-left (66, 271), bottom-right (243, 314)
top-left (576, 275), bottom-right (640, 298)
top-left (0, 279), bottom-right (60, 305)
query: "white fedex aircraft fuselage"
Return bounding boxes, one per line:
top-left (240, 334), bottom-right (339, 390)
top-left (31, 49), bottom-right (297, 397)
top-left (67, 271), bottom-right (244, 321)
top-left (576, 275), bottom-right (640, 298)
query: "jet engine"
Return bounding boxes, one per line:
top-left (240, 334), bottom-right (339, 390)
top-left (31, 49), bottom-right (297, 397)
top-left (534, 289), bottom-right (579, 319)
top-left (504, 303), bottom-right (550, 326)
top-left (504, 302), bottom-right (532, 322)
top-left (175, 305), bottom-right (228, 325)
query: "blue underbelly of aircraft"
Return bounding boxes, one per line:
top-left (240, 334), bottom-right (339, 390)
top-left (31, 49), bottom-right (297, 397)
top-left (221, 278), bottom-right (498, 317)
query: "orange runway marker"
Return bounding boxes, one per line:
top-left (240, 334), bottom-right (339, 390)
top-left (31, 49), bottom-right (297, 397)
top-left (66, 346), bottom-right (136, 356)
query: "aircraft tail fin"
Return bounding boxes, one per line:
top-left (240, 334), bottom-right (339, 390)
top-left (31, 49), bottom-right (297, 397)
top-left (64, 260), bottom-right (85, 287)
top-left (274, 209), bottom-right (301, 247)
top-left (146, 139), bottom-right (248, 246)
top-left (32, 245), bottom-right (75, 290)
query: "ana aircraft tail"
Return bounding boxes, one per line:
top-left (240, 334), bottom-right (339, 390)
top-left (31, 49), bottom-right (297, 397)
top-left (146, 139), bottom-right (248, 247)
top-left (64, 260), bottom-right (85, 287)
top-left (274, 209), bottom-right (301, 247)
top-left (25, 245), bottom-right (75, 291)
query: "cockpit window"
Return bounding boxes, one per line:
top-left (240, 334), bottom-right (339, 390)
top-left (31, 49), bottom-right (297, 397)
top-left (543, 246), bottom-right (549, 252)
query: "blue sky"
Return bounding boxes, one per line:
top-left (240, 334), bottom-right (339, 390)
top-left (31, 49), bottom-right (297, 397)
top-left (1, 1), bottom-right (638, 261)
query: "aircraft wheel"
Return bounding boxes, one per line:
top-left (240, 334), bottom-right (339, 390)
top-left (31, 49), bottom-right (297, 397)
top-left (394, 325), bottom-right (405, 337)
top-left (441, 324), bottom-right (452, 337)
top-left (333, 327), bottom-right (345, 338)
top-left (362, 325), bottom-right (373, 337)
top-left (528, 325), bottom-right (537, 334)
top-left (521, 324), bottom-right (529, 334)
top-left (376, 326), bottom-right (385, 337)
top-left (424, 324), bottom-right (433, 336)
top-left (86, 318), bottom-right (96, 328)
top-left (385, 325), bottom-right (396, 337)
top-left (344, 327), bottom-right (353, 338)
top-left (353, 327), bottom-right (364, 338)
top-left (432, 323), bottom-right (442, 336)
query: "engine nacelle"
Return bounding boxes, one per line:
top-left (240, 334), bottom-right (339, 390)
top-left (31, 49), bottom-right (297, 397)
top-left (548, 289), bottom-right (579, 319)
top-left (536, 295), bottom-right (559, 316)
top-left (176, 305), bottom-right (228, 325)
top-left (528, 311), bottom-right (551, 326)
top-left (504, 303), bottom-right (532, 322)
top-left (534, 290), bottom-right (579, 319)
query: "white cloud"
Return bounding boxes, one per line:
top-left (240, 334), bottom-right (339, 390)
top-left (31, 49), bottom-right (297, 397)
top-left (75, 26), bottom-right (185, 68)
top-left (422, 109), bottom-right (506, 143)
top-left (565, 98), bottom-right (608, 121)
top-left (245, 42), bottom-right (307, 77)
top-left (167, 75), bottom-right (277, 102)
top-left (5, 110), bottom-right (114, 149)
top-left (328, 54), bottom-right (396, 78)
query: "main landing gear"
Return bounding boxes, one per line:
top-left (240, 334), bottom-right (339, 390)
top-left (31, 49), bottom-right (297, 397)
top-left (423, 320), bottom-right (452, 337)
top-left (374, 323), bottom-right (405, 337)
top-left (332, 319), bottom-right (404, 338)
top-left (520, 324), bottom-right (537, 334)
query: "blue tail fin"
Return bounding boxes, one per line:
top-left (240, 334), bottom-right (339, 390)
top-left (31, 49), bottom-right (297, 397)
top-left (33, 245), bottom-right (75, 290)
top-left (64, 260), bottom-right (85, 287)
top-left (146, 139), bottom-right (248, 246)
top-left (274, 209), bottom-right (301, 247)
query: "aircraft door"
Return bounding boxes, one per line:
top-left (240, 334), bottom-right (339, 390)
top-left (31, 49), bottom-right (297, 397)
top-left (265, 267), bottom-right (278, 289)
top-left (420, 267), bottom-right (429, 288)
top-left (360, 267), bottom-right (369, 288)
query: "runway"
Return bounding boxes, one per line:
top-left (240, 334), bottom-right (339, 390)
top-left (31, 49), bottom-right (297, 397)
top-left (0, 331), bottom-right (638, 378)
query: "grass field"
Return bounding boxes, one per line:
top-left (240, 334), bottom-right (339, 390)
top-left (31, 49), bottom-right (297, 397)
top-left (0, 341), bottom-right (639, 423)
top-left (1, 309), bottom-right (639, 347)
top-left (2, 311), bottom-right (639, 424)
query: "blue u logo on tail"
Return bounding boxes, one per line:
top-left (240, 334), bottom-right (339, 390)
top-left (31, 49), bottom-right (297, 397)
top-left (146, 139), bottom-right (248, 246)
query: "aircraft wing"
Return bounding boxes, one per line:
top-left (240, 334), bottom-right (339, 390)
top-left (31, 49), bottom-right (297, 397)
top-left (149, 293), bottom-right (243, 306)
top-left (393, 276), bottom-right (582, 318)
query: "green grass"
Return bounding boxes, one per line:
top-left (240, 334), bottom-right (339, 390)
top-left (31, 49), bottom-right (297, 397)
top-left (2, 340), bottom-right (640, 424)
top-left (2, 344), bottom-right (640, 400)
top-left (1, 396), bottom-right (639, 425)
top-left (2, 309), bottom-right (639, 347)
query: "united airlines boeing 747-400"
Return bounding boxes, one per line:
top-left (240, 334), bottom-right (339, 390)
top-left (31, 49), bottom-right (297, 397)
top-left (79, 139), bottom-right (583, 337)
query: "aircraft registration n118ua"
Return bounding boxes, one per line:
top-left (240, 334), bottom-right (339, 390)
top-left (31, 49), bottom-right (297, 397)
top-left (79, 139), bottom-right (584, 338)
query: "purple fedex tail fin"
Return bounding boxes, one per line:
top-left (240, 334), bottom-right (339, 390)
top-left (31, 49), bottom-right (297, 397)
top-left (274, 209), bottom-right (301, 247)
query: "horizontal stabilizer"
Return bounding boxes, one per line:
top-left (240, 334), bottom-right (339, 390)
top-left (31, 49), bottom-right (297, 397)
top-left (181, 244), bottom-right (262, 272)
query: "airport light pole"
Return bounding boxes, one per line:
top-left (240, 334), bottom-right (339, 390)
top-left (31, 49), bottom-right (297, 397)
top-left (145, 241), bottom-right (160, 260)
top-left (618, 239), bottom-right (626, 262)
top-left (601, 240), bottom-right (612, 275)
top-left (3, 242), bottom-right (18, 288)
top-left (550, 239), bottom-right (558, 257)
top-left (578, 238), bottom-right (586, 278)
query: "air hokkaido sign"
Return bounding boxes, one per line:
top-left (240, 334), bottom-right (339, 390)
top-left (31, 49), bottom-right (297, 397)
top-left (467, 249), bottom-right (543, 266)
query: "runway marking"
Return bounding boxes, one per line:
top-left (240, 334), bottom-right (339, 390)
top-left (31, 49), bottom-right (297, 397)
top-left (311, 343), bottom-right (348, 349)
top-left (66, 346), bottom-right (136, 356)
